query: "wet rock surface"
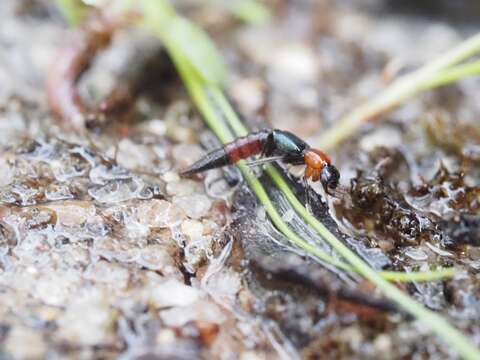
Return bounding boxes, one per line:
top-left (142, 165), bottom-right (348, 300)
top-left (1, 1), bottom-right (480, 359)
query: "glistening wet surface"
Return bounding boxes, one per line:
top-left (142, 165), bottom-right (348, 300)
top-left (1, 1), bottom-right (480, 359)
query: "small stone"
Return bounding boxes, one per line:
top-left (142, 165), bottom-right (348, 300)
top-left (89, 177), bottom-right (151, 204)
top-left (45, 183), bottom-right (74, 201)
top-left (173, 194), bottom-right (212, 220)
top-left (271, 44), bottom-right (319, 82)
top-left (143, 118), bottom-right (167, 136)
top-left (57, 289), bottom-right (115, 346)
top-left (89, 164), bottom-right (131, 185)
top-left (136, 199), bottom-right (186, 228)
top-left (230, 78), bottom-right (267, 116)
top-left (156, 328), bottom-right (176, 345)
top-left (181, 219), bottom-right (204, 242)
top-left (166, 180), bottom-right (198, 196)
top-left (5, 326), bottom-right (47, 359)
top-left (162, 171), bottom-right (181, 183)
top-left (43, 201), bottom-right (96, 227)
top-left (0, 156), bottom-right (14, 186)
top-left (34, 274), bottom-right (74, 307)
top-left (359, 126), bottom-right (402, 152)
top-left (339, 326), bottom-right (363, 351)
top-left (116, 138), bottom-right (158, 171)
top-left (204, 269), bottom-right (242, 305)
top-left (160, 300), bottom-right (224, 328)
top-left (21, 206), bottom-right (56, 229)
top-left (136, 244), bottom-right (178, 274)
top-left (172, 144), bottom-right (204, 170)
top-left (236, 26), bottom-right (281, 65)
top-left (404, 247), bottom-right (428, 261)
top-left (378, 239), bottom-right (394, 253)
top-left (240, 351), bottom-right (267, 360)
top-left (149, 278), bottom-right (201, 308)
top-left (82, 260), bottom-right (130, 289)
top-left (374, 334), bottom-right (392, 354)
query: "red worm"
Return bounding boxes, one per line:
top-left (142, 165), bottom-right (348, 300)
top-left (46, 10), bottom-right (131, 131)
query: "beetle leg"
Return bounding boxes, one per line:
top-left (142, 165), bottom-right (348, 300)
top-left (305, 166), bottom-right (314, 178)
top-left (302, 175), bottom-right (312, 213)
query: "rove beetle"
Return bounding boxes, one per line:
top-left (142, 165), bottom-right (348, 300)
top-left (180, 129), bottom-right (340, 191)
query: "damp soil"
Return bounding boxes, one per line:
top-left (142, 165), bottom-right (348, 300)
top-left (1, 1), bottom-right (480, 359)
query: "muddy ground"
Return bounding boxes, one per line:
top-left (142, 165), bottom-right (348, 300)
top-left (1, 1), bottom-right (480, 359)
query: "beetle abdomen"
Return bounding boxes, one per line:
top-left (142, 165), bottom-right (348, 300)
top-left (180, 147), bottom-right (229, 176)
top-left (225, 132), bottom-right (266, 163)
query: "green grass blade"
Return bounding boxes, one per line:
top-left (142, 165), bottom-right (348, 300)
top-left (135, 2), bottom-right (479, 357)
top-left (55, 0), bottom-right (88, 26)
top-left (208, 88), bottom-right (479, 360)
top-left (142, 0), bottom-right (227, 85)
top-left (314, 32), bottom-right (480, 150)
top-left (232, 0), bottom-right (271, 24)
top-left (417, 60), bottom-right (480, 91)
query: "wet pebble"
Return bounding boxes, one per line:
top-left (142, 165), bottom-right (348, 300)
top-left (5, 326), bottom-right (47, 359)
top-left (160, 300), bottom-right (224, 328)
top-left (181, 219), bottom-right (204, 242)
top-left (89, 164), bottom-right (131, 185)
top-left (33, 270), bottom-right (80, 307)
top-left (270, 43), bottom-right (319, 83)
top-left (44, 200), bottom-right (96, 227)
top-left (404, 247), bottom-right (429, 261)
top-left (136, 199), bottom-right (186, 228)
top-left (359, 126), bottom-right (403, 152)
top-left (136, 244), bottom-right (178, 274)
top-left (116, 138), bottom-right (158, 171)
top-left (204, 268), bottom-right (242, 305)
top-left (0, 157), bottom-right (14, 186)
top-left (166, 179), bottom-right (199, 196)
top-left (172, 144), bottom-right (204, 170)
top-left (57, 289), bottom-right (116, 346)
top-left (230, 78), bottom-right (267, 116)
top-left (89, 177), bottom-right (152, 204)
top-left (173, 194), bottom-right (212, 220)
top-left (83, 260), bottom-right (130, 289)
top-left (149, 278), bottom-right (201, 308)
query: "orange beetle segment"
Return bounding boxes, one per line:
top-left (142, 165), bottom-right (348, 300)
top-left (304, 149), bottom-right (330, 170)
top-left (305, 166), bottom-right (315, 178)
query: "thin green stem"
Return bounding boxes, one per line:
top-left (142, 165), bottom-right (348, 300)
top-left (55, 0), bottom-right (87, 26)
top-left (314, 32), bottom-right (480, 150)
top-left (178, 54), bottom-right (455, 283)
top-left (418, 60), bottom-right (480, 91)
top-left (380, 268), bottom-right (456, 282)
top-left (209, 88), bottom-right (455, 280)
top-left (209, 89), bottom-right (479, 360)
top-left (172, 52), bottom-right (353, 272)
top-left (138, 2), bottom-right (478, 357)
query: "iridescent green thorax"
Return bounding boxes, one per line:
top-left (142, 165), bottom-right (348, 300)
top-left (272, 129), bottom-right (309, 164)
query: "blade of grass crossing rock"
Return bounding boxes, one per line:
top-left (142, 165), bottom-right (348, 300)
top-left (139, 2), bottom-right (480, 358)
top-left (314, 33), bottom-right (480, 150)
top-left (178, 59), bottom-right (456, 283)
top-left (208, 89), bottom-right (480, 360)
top-left (170, 50), bottom-right (356, 273)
